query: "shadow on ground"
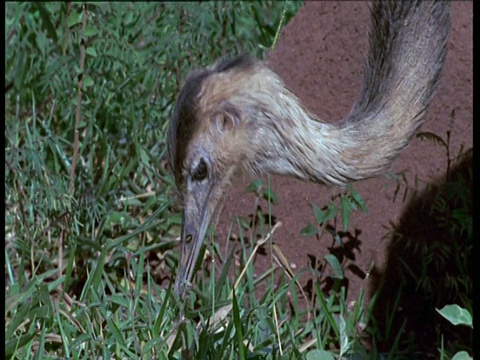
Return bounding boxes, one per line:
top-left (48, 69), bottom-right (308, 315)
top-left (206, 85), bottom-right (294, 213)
top-left (368, 149), bottom-right (472, 355)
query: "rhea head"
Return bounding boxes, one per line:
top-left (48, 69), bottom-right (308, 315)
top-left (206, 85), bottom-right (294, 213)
top-left (168, 54), bottom-right (296, 298)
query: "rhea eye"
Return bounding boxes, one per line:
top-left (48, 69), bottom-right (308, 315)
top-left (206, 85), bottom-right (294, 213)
top-left (191, 159), bottom-right (208, 181)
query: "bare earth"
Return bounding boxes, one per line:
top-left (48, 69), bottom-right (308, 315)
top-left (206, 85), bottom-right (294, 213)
top-left (212, 1), bottom-right (472, 352)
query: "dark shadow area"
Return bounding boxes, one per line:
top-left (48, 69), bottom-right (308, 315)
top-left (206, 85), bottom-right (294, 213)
top-left (368, 149), bottom-right (473, 355)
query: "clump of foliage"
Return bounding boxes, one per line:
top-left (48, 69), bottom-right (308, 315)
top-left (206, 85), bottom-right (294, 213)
top-left (5, 2), bottom-right (302, 358)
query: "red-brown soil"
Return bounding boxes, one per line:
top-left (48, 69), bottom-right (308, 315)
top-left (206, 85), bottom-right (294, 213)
top-left (212, 1), bottom-right (472, 353)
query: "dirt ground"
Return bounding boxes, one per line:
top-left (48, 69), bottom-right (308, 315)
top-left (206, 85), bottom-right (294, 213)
top-left (212, 1), bottom-right (472, 352)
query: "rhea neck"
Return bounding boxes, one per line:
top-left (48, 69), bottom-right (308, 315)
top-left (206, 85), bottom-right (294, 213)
top-left (244, 81), bottom-right (355, 187)
top-left (242, 64), bottom-right (423, 188)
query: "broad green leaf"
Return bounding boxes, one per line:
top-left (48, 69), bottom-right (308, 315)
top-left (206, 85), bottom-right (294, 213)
top-left (340, 196), bottom-right (351, 232)
top-left (451, 351), bottom-right (473, 360)
top-left (263, 188), bottom-right (278, 204)
top-left (306, 349), bottom-right (335, 360)
top-left (83, 75), bottom-right (94, 88)
top-left (86, 47), bottom-right (97, 57)
top-left (324, 254), bottom-right (344, 279)
top-left (67, 11), bottom-right (83, 28)
top-left (246, 178), bottom-right (263, 193)
top-left (436, 304), bottom-right (472, 328)
top-left (300, 223), bottom-right (318, 236)
top-left (324, 202), bottom-right (338, 222)
top-left (84, 26), bottom-right (99, 37)
top-left (349, 185), bottom-right (367, 212)
top-left (312, 204), bottom-right (325, 224)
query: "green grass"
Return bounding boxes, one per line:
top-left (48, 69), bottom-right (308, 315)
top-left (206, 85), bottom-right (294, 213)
top-left (5, 2), bottom-right (472, 359)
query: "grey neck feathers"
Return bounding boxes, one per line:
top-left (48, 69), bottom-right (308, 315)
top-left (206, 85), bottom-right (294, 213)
top-left (247, 0), bottom-right (450, 186)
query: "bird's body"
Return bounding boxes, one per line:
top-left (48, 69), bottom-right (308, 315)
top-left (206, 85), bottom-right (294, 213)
top-left (169, 0), bottom-right (451, 299)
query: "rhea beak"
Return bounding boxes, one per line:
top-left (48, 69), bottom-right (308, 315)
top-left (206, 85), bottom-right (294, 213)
top-left (173, 182), bottom-right (220, 299)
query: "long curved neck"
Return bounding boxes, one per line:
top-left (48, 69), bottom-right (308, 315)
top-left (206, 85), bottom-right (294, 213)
top-left (248, 92), bottom-right (364, 186)
top-left (247, 1), bottom-right (450, 186)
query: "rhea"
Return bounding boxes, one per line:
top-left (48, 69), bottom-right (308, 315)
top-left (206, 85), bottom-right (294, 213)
top-left (168, 1), bottom-right (451, 299)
